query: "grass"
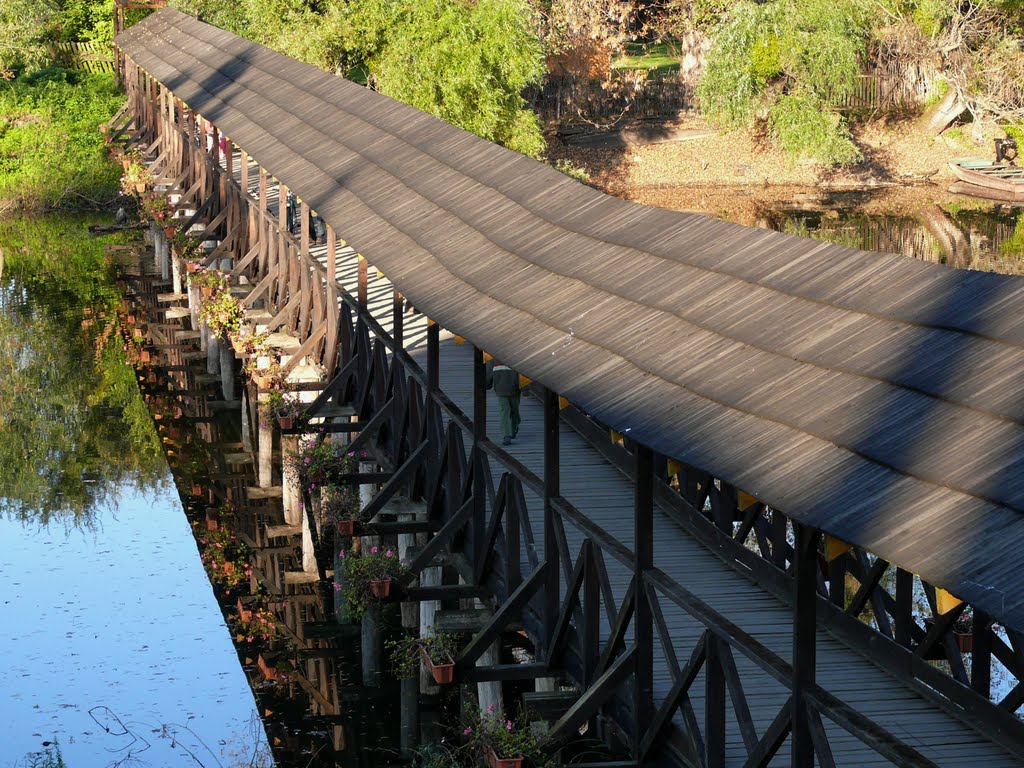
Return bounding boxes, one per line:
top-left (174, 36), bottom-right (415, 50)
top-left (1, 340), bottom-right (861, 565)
top-left (0, 66), bottom-right (123, 213)
top-left (612, 41), bottom-right (680, 77)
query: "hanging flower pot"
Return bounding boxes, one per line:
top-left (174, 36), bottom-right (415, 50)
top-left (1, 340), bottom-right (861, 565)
top-left (201, 285), bottom-right (213, 298)
top-left (276, 415), bottom-right (294, 431)
top-left (140, 350), bottom-right (150, 363)
top-left (237, 598), bottom-right (252, 623)
top-left (191, 483), bottom-right (203, 497)
top-left (186, 261), bottom-right (201, 274)
top-left (164, 225), bottom-right (176, 238)
top-left (336, 519), bottom-right (356, 537)
top-left (955, 631), bottom-right (973, 654)
top-left (257, 654), bottom-right (278, 680)
top-left (485, 747), bottom-right (524, 768)
top-left (134, 181), bottom-right (146, 195)
top-left (369, 579), bottom-right (392, 599)
top-left (418, 643), bottom-right (455, 685)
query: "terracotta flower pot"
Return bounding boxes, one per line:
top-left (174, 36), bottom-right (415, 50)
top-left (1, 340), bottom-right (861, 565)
top-left (139, 350), bottom-right (150, 363)
top-left (201, 286), bottom-right (213, 298)
top-left (257, 654), bottom-right (278, 680)
top-left (955, 631), bottom-right (973, 654)
top-left (237, 598), bottom-right (252, 623)
top-left (164, 225), bottom-right (175, 238)
top-left (336, 519), bottom-right (356, 537)
top-left (186, 261), bottom-right (201, 274)
top-left (191, 483), bottom-right (202, 496)
top-left (134, 181), bottom-right (146, 194)
top-left (369, 579), bottom-right (391, 599)
top-left (276, 415), bottom-right (294, 431)
top-left (485, 747), bottom-right (523, 768)
top-left (419, 644), bottom-right (455, 685)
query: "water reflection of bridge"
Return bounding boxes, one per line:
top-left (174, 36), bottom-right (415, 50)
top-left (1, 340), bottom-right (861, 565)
top-left (111, 9), bottom-right (1024, 767)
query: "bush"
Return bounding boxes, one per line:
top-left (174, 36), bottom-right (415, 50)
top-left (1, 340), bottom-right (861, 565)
top-left (0, 69), bottom-right (122, 213)
top-left (768, 91), bottom-right (862, 166)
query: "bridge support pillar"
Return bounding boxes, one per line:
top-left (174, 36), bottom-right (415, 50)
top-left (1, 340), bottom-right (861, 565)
top-left (792, 523), bottom-right (821, 768)
top-left (633, 443), bottom-right (654, 759)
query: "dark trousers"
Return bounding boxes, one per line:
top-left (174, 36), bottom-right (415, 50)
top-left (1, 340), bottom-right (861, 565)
top-left (497, 393), bottom-right (521, 438)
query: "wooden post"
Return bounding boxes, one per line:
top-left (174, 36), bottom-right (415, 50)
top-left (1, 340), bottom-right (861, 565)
top-left (240, 149), bottom-right (249, 196)
top-left (427, 321), bottom-right (439, 393)
top-left (972, 609), bottom-right (993, 697)
top-left (705, 635), bottom-right (726, 768)
top-left (543, 386), bottom-right (560, 657)
top-left (300, 200), bottom-right (310, 259)
top-left (791, 523), bottom-right (820, 768)
top-left (895, 568), bottom-right (913, 648)
top-left (472, 346), bottom-right (487, 566)
top-left (358, 256), bottom-right (368, 308)
top-left (393, 291), bottom-right (404, 349)
top-left (633, 443), bottom-right (654, 758)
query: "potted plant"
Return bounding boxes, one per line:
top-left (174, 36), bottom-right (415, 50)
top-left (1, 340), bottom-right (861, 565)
top-left (197, 525), bottom-right (252, 594)
top-left (198, 281), bottom-right (243, 338)
top-left (339, 545), bottom-right (407, 619)
top-left (953, 609), bottom-right (974, 653)
top-left (120, 158), bottom-right (152, 197)
top-left (465, 708), bottom-right (539, 768)
top-left (387, 633), bottom-right (459, 685)
top-left (268, 387), bottom-right (304, 431)
top-left (323, 481), bottom-right (360, 536)
top-left (235, 604), bottom-right (277, 645)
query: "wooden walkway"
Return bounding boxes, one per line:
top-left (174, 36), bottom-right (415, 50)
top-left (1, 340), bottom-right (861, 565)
top-left (215, 141), bottom-right (1020, 768)
top-left (208, 152), bottom-right (1023, 766)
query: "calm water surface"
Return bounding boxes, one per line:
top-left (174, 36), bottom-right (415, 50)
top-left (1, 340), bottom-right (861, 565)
top-left (0, 216), bottom-right (265, 767)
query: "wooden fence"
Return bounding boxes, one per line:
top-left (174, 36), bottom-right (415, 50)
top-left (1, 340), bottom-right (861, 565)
top-left (528, 75), bottom-right (697, 126)
top-left (45, 41), bottom-right (114, 74)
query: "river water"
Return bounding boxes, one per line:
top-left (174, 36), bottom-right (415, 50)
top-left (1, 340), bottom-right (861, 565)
top-left (0, 216), bottom-right (266, 767)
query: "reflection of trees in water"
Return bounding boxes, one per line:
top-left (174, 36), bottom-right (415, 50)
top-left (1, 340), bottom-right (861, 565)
top-left (0, 215), bottom-right (164, 525)
top-left (774, 206), bottom-right (1024, 274)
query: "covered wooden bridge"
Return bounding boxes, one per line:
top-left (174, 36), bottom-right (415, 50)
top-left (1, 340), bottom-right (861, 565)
top-left (114, 9), bottom-right (1024, 767)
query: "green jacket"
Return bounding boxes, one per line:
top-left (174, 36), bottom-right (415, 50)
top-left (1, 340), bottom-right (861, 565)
top-left (486, 360), bottom-right (520, 397)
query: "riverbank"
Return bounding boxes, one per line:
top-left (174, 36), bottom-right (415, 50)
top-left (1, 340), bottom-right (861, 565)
top-left (547, 112), bottom-right (1010, 221)
top-left (0, 68), bottom-right (123, 215)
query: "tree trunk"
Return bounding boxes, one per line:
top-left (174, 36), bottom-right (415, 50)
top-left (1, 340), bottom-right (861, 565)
top-left (920, 87), bottom-right (967, 136)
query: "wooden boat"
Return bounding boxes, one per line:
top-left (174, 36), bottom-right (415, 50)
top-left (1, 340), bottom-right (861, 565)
top-left (949, 158), bottom-right (1024, 202)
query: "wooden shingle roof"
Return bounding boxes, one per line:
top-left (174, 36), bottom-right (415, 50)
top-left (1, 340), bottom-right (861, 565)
top-left (118, 9), bottom-right (1024, 629)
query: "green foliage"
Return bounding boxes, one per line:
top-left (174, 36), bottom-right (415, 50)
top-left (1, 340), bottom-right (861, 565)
top-left (348, 0), bottom-right (546, 156)
top-left (0, 69), bottom-right (122, 213)
top-left (338, 544), bottom-right (406, 619)
top-left (386, 632), bottom-right (459, 679)
top-left (20, 739), bottom-right (66, 768)
top-left (0, 215), bottom-right (164, 526)
top-left (768, 91), bottom-right (862, 165)
top-left (698, 0), bottom-right (870, 165)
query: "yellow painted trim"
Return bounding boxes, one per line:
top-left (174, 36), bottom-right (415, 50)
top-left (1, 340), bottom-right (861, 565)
top-left (482, 351), bottom-right (493, 363)
top-left (518, 374), bottom-right (532, 388)
top-left (936, 587), bottom-right (964, 614)
top-left (558, 396), bottom-right (570, 410)
top-left (738, 490), bottom-right (758, 510)
top-left (667, 459), bottom-right (683, 477)
top-left (825, 536), bottom-right (852, 562)
top-left (454, 335), bottom-right (465, 345)
top-left (610, 429), bottom-right (624, 446)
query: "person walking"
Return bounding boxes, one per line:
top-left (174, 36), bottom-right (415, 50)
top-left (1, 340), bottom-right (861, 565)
top-left (486, 359), bottom-right (521, 446)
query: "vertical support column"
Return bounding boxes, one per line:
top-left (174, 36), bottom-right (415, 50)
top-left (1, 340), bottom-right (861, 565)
top-left (427, 321), bottom-right (440, 392)
top-left (894, 568), bottom-right (913, 648)
top-left (393, 291), bottom-right (404, 349)
top-left (633, 443), bottom-right (654, 759)
top-left (358, 255), bottom-right (368, 308)
top-left (791, 523), bottom-right (820, 768)
top-left (704, 635), bottom-right (726, 768)
top-left (472, 346), bottom-right (487, 568)
top-left (972, 609), bottom-right (992, 697)
top-left (300, 200), bottom-right (310, 259)
top-left (240, 149), bottom-right (249, 195)
top-left (259, 167), bottom-right (268, 211)
top-left (543, 387), bottom-right (560, 657)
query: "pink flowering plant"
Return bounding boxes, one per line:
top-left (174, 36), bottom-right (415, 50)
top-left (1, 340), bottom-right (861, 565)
top-left (198, 526), bottom-right (252, 592)
top-left (464, 706), bottom-right (542, 762)
top-left (234, 605), bottom-right (278, 644)
top-left (338, 545), bottom-right (407, 619)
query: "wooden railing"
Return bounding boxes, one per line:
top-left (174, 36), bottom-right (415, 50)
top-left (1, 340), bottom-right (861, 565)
top-left (45, 41), bottom-right (114, 74)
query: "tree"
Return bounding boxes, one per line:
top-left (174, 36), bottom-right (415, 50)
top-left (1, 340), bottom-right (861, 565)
top-left (873, 0), bottom-right (1024, 135)
top-left (349, 0), bottom-right (546, 156)
top-left (696, 0), bottom-right (870, 165)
